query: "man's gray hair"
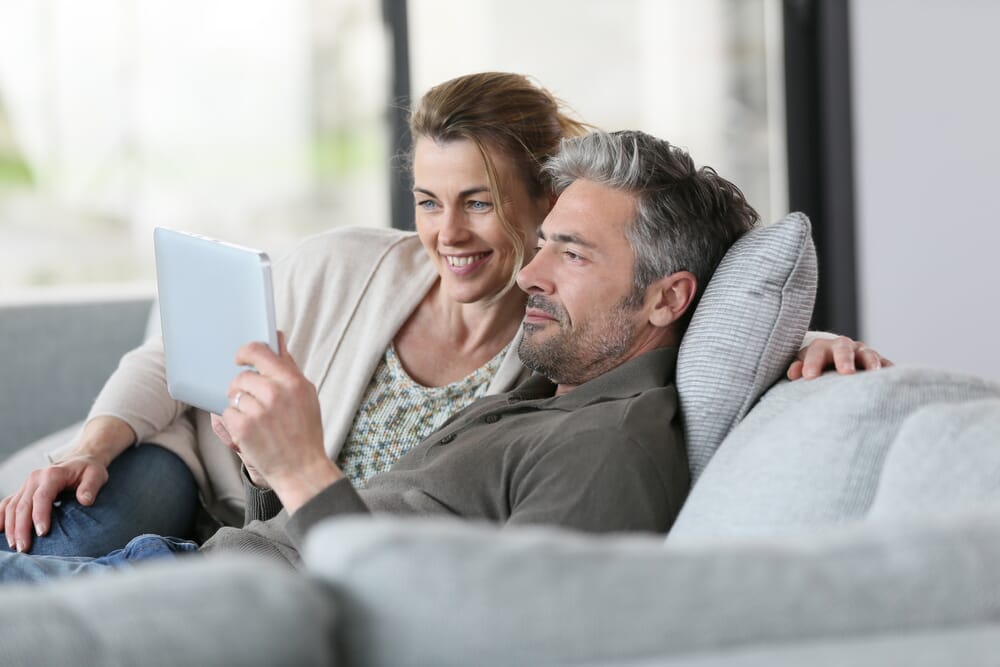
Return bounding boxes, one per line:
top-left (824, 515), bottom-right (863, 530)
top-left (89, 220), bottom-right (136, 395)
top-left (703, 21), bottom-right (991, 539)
top-left (543, 130), bottom-right (758, 317)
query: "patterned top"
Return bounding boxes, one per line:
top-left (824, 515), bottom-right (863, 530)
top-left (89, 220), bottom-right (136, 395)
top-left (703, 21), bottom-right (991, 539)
top-left (336, 342), bottom-right (510, 486)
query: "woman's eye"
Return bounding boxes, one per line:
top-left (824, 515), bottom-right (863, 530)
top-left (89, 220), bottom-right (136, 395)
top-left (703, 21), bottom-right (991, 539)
top-left (467, 200), bottom-right (492, 212)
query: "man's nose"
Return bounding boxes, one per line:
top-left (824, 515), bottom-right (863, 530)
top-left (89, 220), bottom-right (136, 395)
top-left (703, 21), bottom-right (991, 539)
top-left (516, 248), bottom-right (554, 294)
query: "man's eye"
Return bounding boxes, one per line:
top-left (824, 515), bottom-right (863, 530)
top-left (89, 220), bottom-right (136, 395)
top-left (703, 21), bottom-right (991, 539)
top-left (416, 200), bottom-right (437, 210)
top-left (564, 250), bottom-right (581, 261)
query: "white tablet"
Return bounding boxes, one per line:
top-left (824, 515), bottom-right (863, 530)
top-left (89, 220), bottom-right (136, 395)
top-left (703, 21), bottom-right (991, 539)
top-left (153, 227), bottom-right (278, 414)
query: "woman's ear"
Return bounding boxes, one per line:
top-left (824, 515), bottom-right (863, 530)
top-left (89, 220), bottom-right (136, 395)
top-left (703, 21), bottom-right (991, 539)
top-left (646, 271), bottom-right (697, 329)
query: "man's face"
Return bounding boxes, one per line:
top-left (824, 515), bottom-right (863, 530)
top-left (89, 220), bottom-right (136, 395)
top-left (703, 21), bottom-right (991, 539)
top-left (515, 179), bottom-right (649, 390)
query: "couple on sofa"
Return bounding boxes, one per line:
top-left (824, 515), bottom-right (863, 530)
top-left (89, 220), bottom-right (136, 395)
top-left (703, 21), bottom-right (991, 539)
top-left (0, 73), bottom-right (884, 582)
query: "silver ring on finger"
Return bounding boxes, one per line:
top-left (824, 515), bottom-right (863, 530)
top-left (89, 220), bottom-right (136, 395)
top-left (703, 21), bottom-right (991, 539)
top-left (232, 392), bottom-right (244, 410)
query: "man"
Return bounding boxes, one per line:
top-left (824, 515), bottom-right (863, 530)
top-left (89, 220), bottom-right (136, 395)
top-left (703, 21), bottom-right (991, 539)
top-left (0, 130), bottom-right (833, 580)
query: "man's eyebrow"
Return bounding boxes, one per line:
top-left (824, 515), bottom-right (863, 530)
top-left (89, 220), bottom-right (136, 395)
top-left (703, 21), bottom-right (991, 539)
top-left (538, 229), bottom-right (597, 249)
top-left (412, 186), bottom-right (491, 198)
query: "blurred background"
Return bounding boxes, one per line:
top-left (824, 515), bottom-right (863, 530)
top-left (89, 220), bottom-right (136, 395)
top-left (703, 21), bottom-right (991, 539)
top-left (0, 0), bottom-right (997, 381)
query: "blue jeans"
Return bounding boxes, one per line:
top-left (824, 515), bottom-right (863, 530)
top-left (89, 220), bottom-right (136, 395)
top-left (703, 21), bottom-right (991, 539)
top-left (0, 444), bottom-right (199, 557)
top-left (0, 533), bottom-right (199, 583)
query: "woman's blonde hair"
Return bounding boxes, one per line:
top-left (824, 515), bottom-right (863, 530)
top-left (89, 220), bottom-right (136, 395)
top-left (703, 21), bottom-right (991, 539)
top-left (410, 72), bottom-right (590, 295)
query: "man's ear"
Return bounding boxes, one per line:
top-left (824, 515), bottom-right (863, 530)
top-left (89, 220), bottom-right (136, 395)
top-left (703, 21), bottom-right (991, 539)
top-left (646, 271), bottom-right (697, 328)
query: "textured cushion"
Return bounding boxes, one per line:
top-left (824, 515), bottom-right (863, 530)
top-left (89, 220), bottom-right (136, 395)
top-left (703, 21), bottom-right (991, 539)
top-left (670, 367), bottom-right (1000, 542)
top-left (676, 212), bottom-right (817, 479)
top-left (303, 513), bottom-right (1000, 667)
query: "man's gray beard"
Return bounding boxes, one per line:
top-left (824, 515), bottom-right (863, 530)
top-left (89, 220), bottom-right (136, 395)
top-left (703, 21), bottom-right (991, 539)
top-left (518, 297), bottom-right (640, 387)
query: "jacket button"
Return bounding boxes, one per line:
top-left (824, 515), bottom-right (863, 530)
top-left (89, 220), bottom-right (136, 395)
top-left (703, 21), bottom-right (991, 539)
top-left (484, 414), bottom-right (500, 424)
top-left (439, 433), bottom-right (456, 444)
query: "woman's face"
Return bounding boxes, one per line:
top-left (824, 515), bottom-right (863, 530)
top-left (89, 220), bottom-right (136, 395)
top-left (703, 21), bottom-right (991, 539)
top-left (412, 137), bottom-right (551, 305)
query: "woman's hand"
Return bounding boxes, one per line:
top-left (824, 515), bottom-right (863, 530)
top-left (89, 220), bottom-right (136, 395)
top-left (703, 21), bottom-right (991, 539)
top-left (0, 415), bottom-right (134, 553)
top-left (217, 332), bottom-right (343, 514)
top-left (787, 335), bottom-right (894, 380)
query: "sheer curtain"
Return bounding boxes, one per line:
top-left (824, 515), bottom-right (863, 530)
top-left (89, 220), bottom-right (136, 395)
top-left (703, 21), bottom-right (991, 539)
top-left (0, 0), bottom-right (390, 294)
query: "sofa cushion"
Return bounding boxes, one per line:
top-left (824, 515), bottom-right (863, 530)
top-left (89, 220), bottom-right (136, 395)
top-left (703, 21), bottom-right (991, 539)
top-left (670, 367), bottom-right (1000, 542)
top-left (0, 555), bottom-right (338, 666)
top-left (303, 513), bottom-right (1000, 667)
top-left (869, 399), bottom-right (1000, 520)
top-left (676, 212), bottom-right (817, 480)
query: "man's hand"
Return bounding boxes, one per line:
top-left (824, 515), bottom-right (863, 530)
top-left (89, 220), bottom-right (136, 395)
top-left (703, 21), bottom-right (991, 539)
top-left (218, 332), bottom-right (342, 513)
top-left (211, 414), bottom-right (269, 488)
top-left (787, 335), bottom-right (894, 380)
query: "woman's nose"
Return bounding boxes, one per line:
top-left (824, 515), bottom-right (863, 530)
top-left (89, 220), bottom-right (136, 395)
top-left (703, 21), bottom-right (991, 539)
top-left (438, 208), bottom-right (471, 245)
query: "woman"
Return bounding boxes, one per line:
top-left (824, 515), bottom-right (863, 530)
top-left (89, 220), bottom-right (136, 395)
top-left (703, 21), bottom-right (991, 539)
top-left (0, 72), bottom-right (591, 556)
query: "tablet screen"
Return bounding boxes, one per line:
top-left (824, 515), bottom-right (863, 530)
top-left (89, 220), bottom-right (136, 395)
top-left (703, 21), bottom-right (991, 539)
top-left (153, 227), bottom-right (278, 414)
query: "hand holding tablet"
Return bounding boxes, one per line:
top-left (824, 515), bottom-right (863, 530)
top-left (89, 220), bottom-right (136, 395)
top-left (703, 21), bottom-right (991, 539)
top-left (153, 227), bottom-right (278, 415)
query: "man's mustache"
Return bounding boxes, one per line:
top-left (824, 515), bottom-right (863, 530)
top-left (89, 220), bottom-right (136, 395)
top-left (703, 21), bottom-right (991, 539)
top-left (526, 296), bottom-right (565, 322)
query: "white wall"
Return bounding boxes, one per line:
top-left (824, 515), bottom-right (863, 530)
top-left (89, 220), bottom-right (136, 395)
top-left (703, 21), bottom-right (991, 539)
top-left (851, 0), bottom-right (1000, 382)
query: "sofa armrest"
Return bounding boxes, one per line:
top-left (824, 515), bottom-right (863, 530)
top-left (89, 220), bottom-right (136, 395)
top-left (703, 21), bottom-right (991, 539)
top-left (0, 295), bottom-right (153, 459)
top-left (303, 514), bottom-right (1000, 666)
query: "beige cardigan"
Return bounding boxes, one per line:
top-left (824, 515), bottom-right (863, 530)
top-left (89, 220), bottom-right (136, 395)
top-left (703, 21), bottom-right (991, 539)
top-left (86, 227), bottom-right (529, 526)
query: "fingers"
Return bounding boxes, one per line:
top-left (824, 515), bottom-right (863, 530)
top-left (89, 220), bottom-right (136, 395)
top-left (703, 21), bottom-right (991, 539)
top-left (230, 370), bottom-right (274, 407)
top-left (0, 494), bottom-right (11, 534)
top-left (2, 477), bottom-right (39, 551)
top-left (1, 492), bottom-right (15, 546)
top-left (74, 465), bottom-right (108, 507)
top-left (277, 330), bottom-right (289, 359)
top-left (13, 491), bottom-right (35, 553)
top-left (793, 335), bottom-right (894, 381)
top-left (30, 480), bottom-right (63, 537)
top-left (17, 468), bottom-right (73, 551)
top-left (789, 336), bottom-right (854, 380)
top-left (234, 341), bottom-right (285, 377)
top-left (234, 332), bottom-right (298, 380)
top-left (0, 460), bottom-right (109, 552)
top-left (832, 337), bottom-right (859, 376)
top-left (211, 413), bottom-right (235, 447)
top-left (855, 345), bottom-right (883, 371)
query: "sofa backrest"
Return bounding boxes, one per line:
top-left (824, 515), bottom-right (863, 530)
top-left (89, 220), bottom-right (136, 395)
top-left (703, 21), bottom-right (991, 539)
top-left (0, 296), bottom-right (153, 458)
top-left (669, 366), bottom-right (1000, 542)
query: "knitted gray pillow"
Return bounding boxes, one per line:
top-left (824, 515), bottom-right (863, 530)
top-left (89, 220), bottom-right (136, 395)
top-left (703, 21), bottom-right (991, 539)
top-left (677, 212), bottom-right (817, 480)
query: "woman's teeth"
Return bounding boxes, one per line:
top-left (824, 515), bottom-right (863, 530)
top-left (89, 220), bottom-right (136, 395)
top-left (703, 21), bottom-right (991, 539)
top-left (446, 253), bottom-right (488, 267)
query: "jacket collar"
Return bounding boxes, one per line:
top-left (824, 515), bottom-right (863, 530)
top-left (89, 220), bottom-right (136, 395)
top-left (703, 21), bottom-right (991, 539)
top-left (508, 347), bottom-right (678, 410)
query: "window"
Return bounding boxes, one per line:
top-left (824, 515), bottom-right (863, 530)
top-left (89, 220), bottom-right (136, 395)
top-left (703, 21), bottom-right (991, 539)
top-left (0, 0), bottom-right (785, 298)
top-left (410, 0), bottom-right (786, 224)
top-left (0, 0), bottom-right (391, 297)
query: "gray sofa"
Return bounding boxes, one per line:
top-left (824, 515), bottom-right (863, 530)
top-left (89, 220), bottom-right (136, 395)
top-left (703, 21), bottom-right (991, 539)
top-left (3, 216), bottom-right (1000, 665)
top-left (0, 296), bottom-right (152, 458)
